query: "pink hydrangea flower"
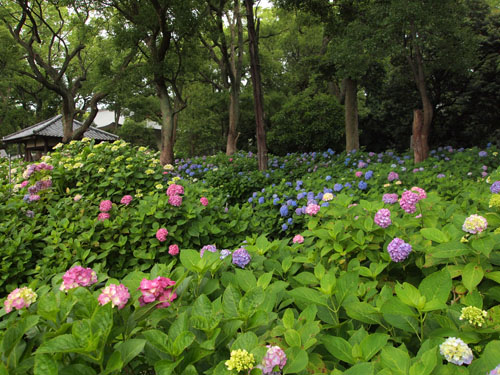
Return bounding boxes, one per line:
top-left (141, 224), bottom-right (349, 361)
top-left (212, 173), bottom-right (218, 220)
top-left (292, 234), bottom-right (304, 244)
top-left (20, 180), bottom-right (29, 188)
top-left (74, 194), bottom-right (83, 201)
top-left (98, 212), bottom-right (110, 221)
top-left (138, 277), bottom-right (177, 308)
top-left (387, 171), bottom-right (399, 181)
top-left (120, 195), bottom-right (133, 205)
top-left (355, 171), bottom-right (363, 178)
top-left (261, 346), bottom-right (287, 374)
top-left (399, 190), bottom-right (419, 214)
top-left (168, 195), bottom-right (182, 207)
top-left (168, 244), bottom-right (179, 255)
top-left (463, 214), bottom-right (488, 234)
top-left (200, 197), bottom-right (209, 206)
top-left (98, 284), bottom-right (130, 309)
top-left (29, 194), bottom-right (40, 202)
top-left (99, 200), bottom-right (112, 212)
top-left (305, 203), bottom-right (320, 216)
top-left (156, 228), bottom-right (168, 242)
top-left (374, 208), bottom-right (392, 228)
top-left (166, 184), bottom-right (184, 197)
top-left (60, 266), bottom-right (98, 291)
top-left (4, 287), bottom-right (37, 313)
top-left (410, 186), bottom-right (427, 200)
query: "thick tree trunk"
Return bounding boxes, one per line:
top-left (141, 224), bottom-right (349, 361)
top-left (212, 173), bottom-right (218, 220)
top-left (412, 109), bottom-right (426, 163)
top-left (344, 78), bottom-right (359, 152)
top-left (245, 0), bottom-right (268, 171)
top-left (61, 96), bottom-right (76, 143)
top-left (157, 85), bottom-right (175, 165)
top-left (226, 87), bottom-right (240, 155)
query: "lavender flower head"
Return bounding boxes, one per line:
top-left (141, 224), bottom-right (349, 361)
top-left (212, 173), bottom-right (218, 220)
top-left (489, 364), bottom-right (500, 375)
top-left (387, 238), bottom-right (412, 262)
top-left (374, 209), bottom-right (391, 228)
top-left (439, 337), bottom-right (473, 365)
top-left (387, 171), bottom-right (399, 181)
top-left (260, 346), bottom-right (287, 374)
top-left (491, 181), bottom-right (500, 194)
top-left (382, 193), bottom-right (398, 204)
top-left (399, 191), bottom-right (419, 214)
top-left (200, 244), bottom-right (217, 257)
top-left (232, 248), bottom-right (251, 268)
top-left (220, 249), bottom-right (232, 260)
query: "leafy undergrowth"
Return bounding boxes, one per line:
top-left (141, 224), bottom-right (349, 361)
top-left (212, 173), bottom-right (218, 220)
top-left (0, 139), bottom-right (499, 375)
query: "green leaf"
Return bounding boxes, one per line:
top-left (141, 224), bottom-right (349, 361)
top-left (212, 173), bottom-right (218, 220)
top-left (102, 351), bottom-right (123, 375)
top-left (420, 228), bottom-right (449, 243)
top-left (336, 271), bottom-right (359, 305)
top-left (284, 329), bottom-right (301, 347)
top-left (155, 358), bottom-right (183, 375)
top-left (231, 332), bottom-right (258, 351)
top-left (470, 236), bottom-right (496, 257)
top-left (143, 330), bottom-right (169, 353)
top-left (180, 250), bottom-right (201, 272)
top-left (381, 297), bottom-right (419, 334)
top-left (223, 284), bottom-right (241, 318)
top-left (409, 346), bottom-right (437, 375)
top-left (3, 315), bottom-right (40, 358)
top-left (59, 364), bottom-right (96, 375)
top-left (322, 336), bottom-right (355, 364)
top-left (462, 263), bottom-right (484, 292)
top-left (170, 331), bottom-right (195, 357)
top-left (37, 292), bottom-right (59, 323)
top-left (36, 334), bottom-right (87, 354)
top-left (116, 339), bottom-right (146, 367)
top-left (283, 347), bottom-right (308, 374)
top-left (0, 363), bottom-right (7, 375)
top-left (431, 242), bottom-right (471, 259)
top-left (288, 287), bottom-right (328, 307)
top-left (380, 347), bottom-right (411, 375)
top-left (257, 272), bottom-right (273, 289)
top-left (360, 334), bottom-right (389, 361)
top-left (283, 309), bottom-right (295, 329)
top-left (236, 269), bottom-right (257, 292)
top-left (344, 362), bottom-right (374, 375)
top-left (485, 271), bottom-right (500, 284)
top-left (239, 287), bottom-right (265, 316)
top-left (419, 269), bottom-right (452, 305)
top-left (395, 282), bottom-right (423, 309)
top-left (344, 299), bottom-right (383, 325)
top-left (468, 341), bottom-right (500, 375)
top-left (34, 354), bottom-right (58, 375)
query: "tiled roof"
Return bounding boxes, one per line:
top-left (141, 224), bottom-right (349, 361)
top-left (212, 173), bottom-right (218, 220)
top-left (2, 115), bottom-right (119, 142)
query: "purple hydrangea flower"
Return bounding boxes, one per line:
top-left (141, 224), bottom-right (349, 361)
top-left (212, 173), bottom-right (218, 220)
top-left (382, 193), bottom-right (398, 204)
top-left (220, 249), bottom-right (231, 260)
top-left (479, 151), bottom-right (487, 157)
top-left (387, 171), bottom-right (399, 181)
top-left (232, 248), bottom-right (251, 268)
top-left (387, 238), bottom-right (412, 262)
top-left (437, 173), bottom-right (446, 178)
top-left (374, 209), bottom-right (391, 228)
top-left (491, 181), bottom-right (500, 194)
top-left (200, 244), bottom-right (217, 257)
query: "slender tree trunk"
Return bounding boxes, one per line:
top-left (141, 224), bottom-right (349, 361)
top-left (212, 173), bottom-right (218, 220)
top-left (61, 96), bottom-right (76, 143)
top-left (226, 86), bottom-right (240, 155)
top-left (157, 84), bottom-right (175, 165)
top-left (244, 0), bottom-right (267, 171)
top-left (344, 78), bottom-right (359, 152)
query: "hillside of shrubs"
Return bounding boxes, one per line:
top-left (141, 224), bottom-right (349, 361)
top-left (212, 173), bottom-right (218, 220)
top-left (0, 138), bottom-right (499, 375)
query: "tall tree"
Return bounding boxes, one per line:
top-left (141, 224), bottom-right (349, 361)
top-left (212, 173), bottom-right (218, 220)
top-left (244, 0), bottom-right (268, 170)
top-left (108, 0), bottom-right (203, 165)
top-left (0, 0), bottom-right (134, 142)
top-left (200, 0), bottom-right (245, 155)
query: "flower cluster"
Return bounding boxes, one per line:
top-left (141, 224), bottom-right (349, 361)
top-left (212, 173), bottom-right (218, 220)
top-left (374, 208), bottom-right (391, 228)
top-left (99, 200), bottom-right (112, 212)
top-left (200, 244), bottom-right (217, 257)
top-left (4, 287), bottom-right (37, 313)
top-left (462, 214), bottom-right (488, 234)
top-left (232, 248), bottom-right (251, 268)
top-left (166, 184), bottom-right (184, 207)
top-left (382, 193), bottom-right (399, 204)
top-left (22, 162), bottom-right (53, 179)
top-left (387, 238), bottom-right (412, 262)
top-left (225, 349), bottom-right (255, 372)
top-left (490, 195), bottom-right (500, 209)
top-left (459, 306), bottom-right (487, 327)
top-left (200, 197), bottom-right (209, 206)
top-left (169, 244), bottom-right (179, 255)
top-left (60, 266), bottom-right (98, 291)
top-left (138, 277), bottom-right (177, 308)
top-left (120, 195), bottom-right (133, 205)
top-left (439, 337), bottom-right (473, 365)
top-left (260, 346), bottom-right (287, 374)
top-left (399, 190), bottom-right (420, 214)
top-left (322, 193), bottom-right (334, 201)
top-left (491, 181), bottom-right (500, 194)
top-left (489, 364), bottom-right (500, 375)
top-left (410, 186), bottom-right (427, 200)
top-left (98, 284), bottom-right (130, 309)
top-left (305, 203), bottom-right (320, 216)
top-left (156, 228), bottom-right (168, 242)
top-left (293, 234), bottom-right (304, 244)
top-left (387, 171), bottom-right (399, 181)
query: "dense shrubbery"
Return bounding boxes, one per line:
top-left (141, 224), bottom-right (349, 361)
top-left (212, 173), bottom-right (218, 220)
top-left (0, 139), bottom-right (499, 375)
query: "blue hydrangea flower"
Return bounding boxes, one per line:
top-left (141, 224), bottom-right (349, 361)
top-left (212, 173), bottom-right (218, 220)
top-left (273, 198), bottom-right (280, 205)
top-left (295, 207), bottom-right (303, 216)
top-left (248, 197), bottom-right (253, 203)
top-left (258, 197), bottom-right (265, 204)
top-left (334, 183), bottom-right (343, 192)
top-left (282, 223), bottom-right (288, 231)
top-left (280, 206), bottom-right (289, 217)
top-left (358, 181), bottom-right (367, 190)
top-left (232, 248), bottom-right (251, 268)
top-left (287, 218), bottom-right (293, 225)
top-left (364, 170), bottom-right (373, 180)
top-left (325, 175), bottom-right (332, 181)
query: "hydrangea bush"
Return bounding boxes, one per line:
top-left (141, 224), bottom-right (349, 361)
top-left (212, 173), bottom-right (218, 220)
top-left (0, 141), bottom-right (499, 374)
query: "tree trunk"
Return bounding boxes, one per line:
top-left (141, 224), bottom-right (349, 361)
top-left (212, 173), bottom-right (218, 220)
top-left (244, 0), bottom-right (267, 171)
top-left (344, 78), bottom-right (359, 152)
top-left (157, 84), bottom-right (175, 165)
top-left (226, 86), bottom-right (240, 155)
top-left (412, 109), bottom-right (427, 163)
